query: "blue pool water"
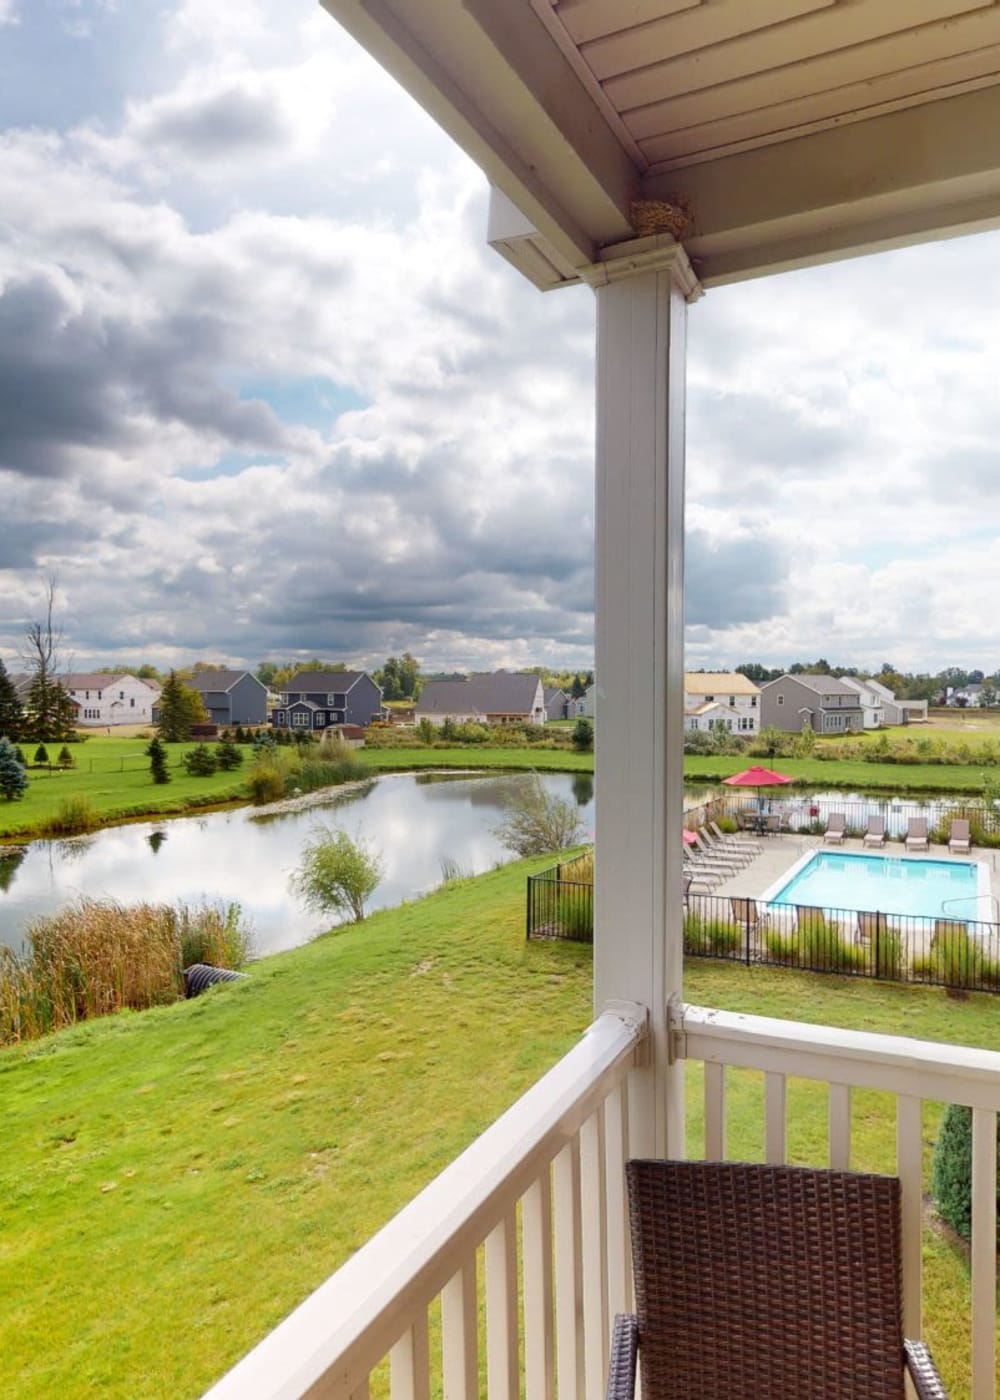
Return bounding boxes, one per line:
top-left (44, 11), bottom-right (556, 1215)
top-left (764, 851), bottom-right (985, 920)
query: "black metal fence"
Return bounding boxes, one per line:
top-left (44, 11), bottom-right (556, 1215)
top-left (527, 857), bottom-right (1000, 995)
top-left (684, 893), bottom-right (1000, 994)
top-left (526, 852), bottom-right (593, 943)
top-left (692, 793), bottom-right (999, 844)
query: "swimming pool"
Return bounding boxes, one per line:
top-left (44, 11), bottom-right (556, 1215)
top-left (761, 850), bottom-right (990, 920)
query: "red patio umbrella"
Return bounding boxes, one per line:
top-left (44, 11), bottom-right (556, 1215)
top-left (682, 828), bottom-right (697, 846)
top-left (721, 766), bottom-right (793, 827)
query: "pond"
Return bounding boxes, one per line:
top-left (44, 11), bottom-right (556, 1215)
top-left (0, 771), bottom-right (596, 958)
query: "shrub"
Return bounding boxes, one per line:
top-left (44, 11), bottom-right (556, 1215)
top-left (183, 743), bottom-right (218, 777)
top-left (247, 760), bottom-right (288, 804)
top-left (34, 744), bottom-right (49, 765)
top-left (176, 900), bottom-right (254, 969)
top-left (57, 745), bottom-right (75, 769)
top-left (416, 717), bottom-right (436, 745)
top-left (291, 826), bottom-right (384, 923)
top-left (873, 927), bottom-right (902, 980)
top-left (47, 794), bottom-right (98, 834)
top-left (492, 774), bottom-right (585, 856)
top-left (796, 912), bottom-right (864, 972)
top-left (684, 910), bottom-right (740, 957)
top-left (554, 891), bottom-right (592, 941)
top-left (931, 1104), bottom-right (1000, 1243)
top-left (572, 718), bottom-right (594, 752)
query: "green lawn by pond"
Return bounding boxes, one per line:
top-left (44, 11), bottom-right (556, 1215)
top-left (2, 858), bottom-right (998, 1398)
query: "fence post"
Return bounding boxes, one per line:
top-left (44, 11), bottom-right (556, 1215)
top-left (874, 914), bottom-right (881, 979)
top-left (525, 875), bottom-right (532, 941)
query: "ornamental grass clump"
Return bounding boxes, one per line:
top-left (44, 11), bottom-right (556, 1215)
top-left (683, 909), bottom-right (740, 957)
top-left (0, 898), bottom-right (253, 1045)
top-left (47, 794), bottom-right (99, 834)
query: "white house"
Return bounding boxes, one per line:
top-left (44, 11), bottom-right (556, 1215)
top-left (416, 673), bottom-right (546, 726)
top-left (63, 673), bottom-right (160, 727)
top-left (684, 672), bottom-right (760, 736)
top-left (838, 676), bottom-right (887, 729)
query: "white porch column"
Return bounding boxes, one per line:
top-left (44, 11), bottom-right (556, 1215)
top-left (584, 237), bottom-right (701, 1159)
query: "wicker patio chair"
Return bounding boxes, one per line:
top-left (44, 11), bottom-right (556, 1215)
top-left (608, 1159), bottom-right (948, 1400)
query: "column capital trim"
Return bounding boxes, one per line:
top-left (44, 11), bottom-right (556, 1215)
top-left (580, 234), bottom-right (703, 301)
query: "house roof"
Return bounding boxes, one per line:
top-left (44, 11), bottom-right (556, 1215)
top-left (544, 687), bottom-right (567, 703)
top-left (321, 1), bottom-right (1000, 292)
top-left (769, 673), bottom-right (864, 701)
top-left (63, 672), bottom-right (157, 692)
top-left (418, 673), bottom-right (543, 717)
top-left (187, 670), bottom-right (259, 693)
top-left (285, 671), bottom-right (371, 692)
top-left (684, 672), bottom-right (760, 697)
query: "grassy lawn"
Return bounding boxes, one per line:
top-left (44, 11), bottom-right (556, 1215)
top-left (2, 860), bottom-right (998, 1398)
top-left (683, 753), bottom-right (991, 793)
top-left (356, 745), bottom-right (593, 775)
top-left (0, 737), bottom-right (249, 838)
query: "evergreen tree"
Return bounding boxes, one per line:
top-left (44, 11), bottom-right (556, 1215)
top-left (0, 658), bottom-right (23, 739)
top-left (147, 736), bottom-right (171, 784)
top-left (57, 745), bottom-right (75, 768)
top-left (34, 744), bottom-right (49, 765)
top-left (0, 736), bottom-right (28, 800)
top-left (156, 670), bottom-right (208, 741)
top-left (215, 735), bottom-right (244, 771)
top-left (183, 743), bottom-right (217, 776)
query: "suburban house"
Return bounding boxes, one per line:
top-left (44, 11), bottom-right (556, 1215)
top-left (187, 670), bottom-right (268, 729)
top-left (417, 672), bottom-right (546, 726)
top-left (205, 9), bottom-right (1000, 1400)
top-left (683, 672), bottom-right (760, 735)
top-left (837, 675), bottom-right (887, 728)
top-left (946, 682), bottom-right (985, 707)
top-left (271, 671), bottom-right (382, 731)
top-left (760, 674), bottom-right (865, 734)
top-left (543, 687), bottom-right (569, 721)
top-left (63, 672), bottom-right (160, 727)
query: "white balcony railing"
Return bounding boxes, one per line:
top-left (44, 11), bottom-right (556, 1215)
top-left (203, 1003), bottom-right (999, 1400)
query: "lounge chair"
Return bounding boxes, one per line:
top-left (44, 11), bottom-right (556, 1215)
top-left (730, 896), bottom-right (766, 934)
top-left (687, 834), bottom-right (741, 872)
top-left (948, 818), bottom-right (971, 855)
top-left (697, 827), bottom-right (749, 866)
top-left (683, 860), bottom-right (719, 891)
top-left (609, 1159), bottom-right (948, 1400)
top-left (708, 820), bottom-right (759, 853)
top-left (857, 910), bottom-right (887, 944)
top-left (863, 815), bottom-right (886, 848)
top-left (905, 817), bottom-right (930, 852)
top-left (823, 812), bottom-right (846, 845)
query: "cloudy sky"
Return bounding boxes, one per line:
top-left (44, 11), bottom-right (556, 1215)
top-left (2, 0), bottom-right (1000, 679)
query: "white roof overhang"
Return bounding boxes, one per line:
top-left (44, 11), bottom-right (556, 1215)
top-left (321, 0), bottom-right (1000, 289)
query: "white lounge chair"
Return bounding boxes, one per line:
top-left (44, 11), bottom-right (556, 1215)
top-left (863, 816), bottom-right (885, 848)
top-left (905, 817), bottom-right (929, 852)
top-left (948, 818), bottom-right (971, 854)
top-left (824, 812), bottom-right (846, 845)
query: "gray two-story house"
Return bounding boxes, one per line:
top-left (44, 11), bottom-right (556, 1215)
top-left (759, 674), bottom-right (864, 735)
top-left (271, 671), bottom-right (382, 732)
top-left (188, 670), bottom-right (268, 728)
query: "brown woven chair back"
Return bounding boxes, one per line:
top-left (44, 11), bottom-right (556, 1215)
top-left (626, 1159), bottom-right (905, 1400)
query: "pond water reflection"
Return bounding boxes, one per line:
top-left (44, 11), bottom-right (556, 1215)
top-left (0, 772), bottom-right (595, 957)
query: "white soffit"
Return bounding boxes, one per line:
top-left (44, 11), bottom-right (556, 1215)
top-left (322, 0), bottom-right (1000, 287)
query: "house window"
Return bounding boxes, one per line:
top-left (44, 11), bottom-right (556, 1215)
top-left (85, 691), bottom-right (90, 700)
top-left (327, 694), bottom-right (336, 705)
top-left (120, 691), bottom-right (125, 700)
top-left (130, 698), bottom-right (135, 708)
top-left (729, 696), bottom-right (736, 706)
top-left (292, 712), bottom-right (310, 727)
top-left (704, 694), bottom-right (714, 703)
top-left (777, 695), bottom-right (784, 706)
top-left (315, 715), bottom-right (326, 727)
top-left (751, 697), bottom-right (758, 707)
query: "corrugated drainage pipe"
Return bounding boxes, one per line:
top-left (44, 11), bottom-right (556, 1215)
top-left (183, 963), bottom-right (248, 998)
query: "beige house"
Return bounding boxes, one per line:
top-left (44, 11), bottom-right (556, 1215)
top-left (206, 8), bottom-right (1000, 1398)
top-left (63, 672), bottom-right (159, 727)
top-left (684, 672), bottom-right (760, 736)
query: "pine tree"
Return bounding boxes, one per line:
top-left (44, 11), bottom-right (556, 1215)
top-left (156, 670), bottom-right (207, 741)
top-left (0, 659), bottom-right (23, 739)
top-left (183, 743), bottom-right (218, 776)
top-left (0, 736), bottom-right (28, 800)
top-left (57, 745), bottom-right (75, 768)
top-left (34, 744), bottom-right (49, 765)
top-left (146, 736), bottom-right (171, 784)
top-left (215, 735), bottom-right (244, 771)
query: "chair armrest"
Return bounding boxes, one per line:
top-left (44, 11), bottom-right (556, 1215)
top-left (904, 1339), bottom-right (949, 1400)
top-left (605, 1314), bottom-right (638, 1400)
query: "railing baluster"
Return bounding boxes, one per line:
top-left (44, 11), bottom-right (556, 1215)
top-left (522, 1174), bottom-right (554, 1400)
top-left (485, 1212), bottom-right (519, 1400)
top-left (970, 1107), bottom-right (997, 1400)
top-left (603, 1082), bottom-right (631, 1319)
top-left (442, 1258), bottom-right (478, 1400)
top-left (895, 1094), bottom-right (923, 1343)
top-left (704, 1061), bottom-right (726, 1160)
top-left (390, 1315), bottom-right (430, 1400)
top-left (764, 1071), bottom-right (786, 1164)
top-left (580, 1111), bottom-right (609, 1400)
top-left (554, 1137), bottom-right (585, 1400)
top-left (827, 1083), bottom-right (850, 1169)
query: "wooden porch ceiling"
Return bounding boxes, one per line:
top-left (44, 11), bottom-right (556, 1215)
top-left (321, 0), bottom-right (1000, 288)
